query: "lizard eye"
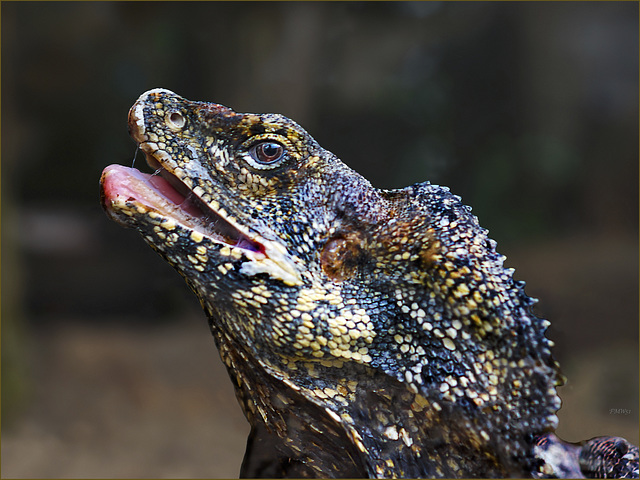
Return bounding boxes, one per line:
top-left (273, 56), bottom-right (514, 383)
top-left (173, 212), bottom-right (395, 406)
top-left (250, 141), bottom-right (285, 166)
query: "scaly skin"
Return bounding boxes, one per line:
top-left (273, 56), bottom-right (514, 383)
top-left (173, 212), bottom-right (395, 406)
top-left (100, 89), bottom-right (638, 478)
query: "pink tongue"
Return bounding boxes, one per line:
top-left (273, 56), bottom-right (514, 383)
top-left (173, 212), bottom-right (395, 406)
top-left (147, 174), bottom-right (203, 218)
top-left (101, 164), bottom-right (203, 219)
top-left (148, 174), bottom-right (186, 205)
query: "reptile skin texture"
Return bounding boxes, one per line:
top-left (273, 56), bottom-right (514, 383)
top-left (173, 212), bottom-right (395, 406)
top-left (100, 89), bottom-right (638, 478)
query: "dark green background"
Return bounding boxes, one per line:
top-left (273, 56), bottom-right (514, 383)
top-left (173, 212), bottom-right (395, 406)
top-left (2, 2), bottom-right (638, 477)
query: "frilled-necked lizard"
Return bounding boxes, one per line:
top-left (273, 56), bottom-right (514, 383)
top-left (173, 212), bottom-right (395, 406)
top-left (100, 89), bottom-right (638, 478)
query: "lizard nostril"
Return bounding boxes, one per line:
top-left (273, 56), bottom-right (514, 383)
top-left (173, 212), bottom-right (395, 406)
top-left (166, 111), bottom-right (186, 130)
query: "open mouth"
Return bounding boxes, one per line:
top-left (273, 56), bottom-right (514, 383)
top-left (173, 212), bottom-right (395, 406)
top-left (101, 160), bottom-right (265, 255)
top-left (149, 159), bottom-right (265, 253)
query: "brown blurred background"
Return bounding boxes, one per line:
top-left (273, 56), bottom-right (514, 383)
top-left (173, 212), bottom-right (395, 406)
top-left (2, 2), bottom-right (638, 478)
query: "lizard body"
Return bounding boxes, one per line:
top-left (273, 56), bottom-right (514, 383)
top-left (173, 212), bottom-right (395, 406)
top-left (100, 89), bottom-right (638, 478)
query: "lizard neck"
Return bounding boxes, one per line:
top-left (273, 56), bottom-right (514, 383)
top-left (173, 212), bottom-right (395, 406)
top-left (209, 319), bottom-right (535, 478)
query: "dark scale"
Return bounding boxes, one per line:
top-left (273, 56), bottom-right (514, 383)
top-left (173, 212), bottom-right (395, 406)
top-left (101, 89), bottom-right (638, 478)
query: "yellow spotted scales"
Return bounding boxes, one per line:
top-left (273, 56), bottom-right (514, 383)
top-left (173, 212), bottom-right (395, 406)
top-left (100, 89), bottom-right (638, 478)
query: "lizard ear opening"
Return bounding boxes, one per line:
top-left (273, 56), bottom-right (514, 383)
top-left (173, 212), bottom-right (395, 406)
top-left (320, 232), bottom-right (367, 282)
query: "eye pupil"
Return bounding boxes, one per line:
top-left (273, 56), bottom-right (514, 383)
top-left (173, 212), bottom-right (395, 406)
top-left (262, 143), bottom-right (279, 157)
top-left (255, 142), bottom-right (284, 164)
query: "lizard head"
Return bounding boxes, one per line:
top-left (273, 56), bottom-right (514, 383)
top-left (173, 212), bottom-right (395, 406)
top-left (101, 88), bottom-right (392, 364)
top-left (101, 89), bottom-right (563, 475)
